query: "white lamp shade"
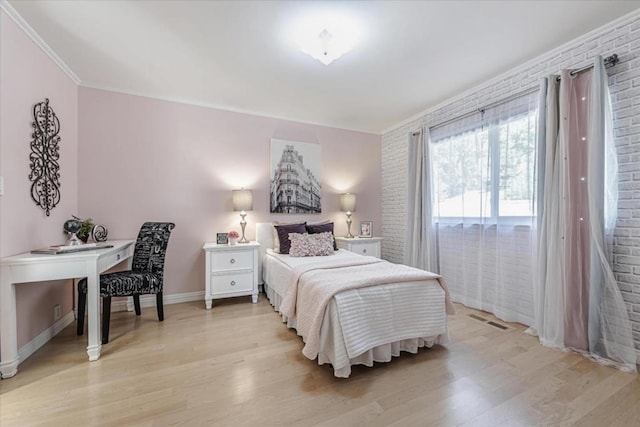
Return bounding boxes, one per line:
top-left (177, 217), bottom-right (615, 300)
top-left (339, 193), bottom-right (356, 212)
top-left (232, 189), bottom-right (253, 211)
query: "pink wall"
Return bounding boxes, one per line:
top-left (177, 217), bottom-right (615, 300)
top-left (0, 11), bottom-right (78, 347)
top-left (0, 7), bottom-right (379, 351)
top-left (77, 87), bottom-right (381, 297)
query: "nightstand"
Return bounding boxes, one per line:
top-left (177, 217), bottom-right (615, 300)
top-left (203, 241), bottom-right (260, 310)
top-left (335, 237), bottom-right (382, 258)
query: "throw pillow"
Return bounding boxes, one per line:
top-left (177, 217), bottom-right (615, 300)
top-left (306, 221), bottom-right (337, 250)
top-left (274, 223), bottom-right (307, 254)
top-left (289, 232), bottom-right (335, 257)
top-left (272, 221), bottom-right (306, 253)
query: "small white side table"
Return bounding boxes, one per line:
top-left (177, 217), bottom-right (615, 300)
top-left (203, 241), bottom-right (259, 310)
top-left (335, 237), bottom-right (383, 258)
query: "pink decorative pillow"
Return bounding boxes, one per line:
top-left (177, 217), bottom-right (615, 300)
top-left (306, 221), bottom-right (337, 250)
top-left (289, 232), bottom-right (335, 257)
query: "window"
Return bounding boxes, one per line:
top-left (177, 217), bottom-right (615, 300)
top-left (497, 112), bottom-right (537, 216)
top-left (431, 94), bottom-right (538, 223)
top-left (432, 127), bottom-right (490, 218)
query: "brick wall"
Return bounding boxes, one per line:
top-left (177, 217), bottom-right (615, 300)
top-left (381, 10), bottom-right (640, 354)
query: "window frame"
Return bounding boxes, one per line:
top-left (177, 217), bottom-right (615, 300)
top-left (431, 108), bottom-right (538, 224)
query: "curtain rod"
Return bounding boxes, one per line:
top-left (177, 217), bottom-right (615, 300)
top-left (411, 53), bottom-right (619, 136)
top-left (422, 86), bottom-right (539, 133)
top-left (558, 53), bottom-right (619, 81)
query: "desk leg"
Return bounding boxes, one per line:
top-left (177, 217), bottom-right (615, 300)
top-left (0, 266), bottom-right (19, 378)
top-left (86, 263), bottom-right (102, 361)
top-left (73, 279), bottom-right (78, 320)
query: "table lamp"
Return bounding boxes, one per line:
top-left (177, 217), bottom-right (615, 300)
top-left (339, 193), bottom-right (356, 238)
top-left (232, 189), bottom-right (253, 243)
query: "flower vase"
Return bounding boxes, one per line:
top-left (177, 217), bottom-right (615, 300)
top-left (229, 237), bottom-right (238, 246)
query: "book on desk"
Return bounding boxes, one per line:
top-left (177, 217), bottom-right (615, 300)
top-left (31, 242), bottom-right (114, 255)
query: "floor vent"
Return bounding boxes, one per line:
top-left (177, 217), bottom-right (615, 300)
top-left (487, 321), bottom-right (509, 330)
top-left (467, 314), bottom-right (510, 330)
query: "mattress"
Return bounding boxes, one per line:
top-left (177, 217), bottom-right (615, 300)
top-left (262, 248), bottom-right (449, 377)
top-left (263, 248), bottom-right (364, 296)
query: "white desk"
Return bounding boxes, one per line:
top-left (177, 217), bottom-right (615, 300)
top-left (0, 240), bottom-right (134, 378)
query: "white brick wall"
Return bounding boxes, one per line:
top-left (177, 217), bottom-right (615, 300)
top-left (382, 10), bottom-right (640, 352)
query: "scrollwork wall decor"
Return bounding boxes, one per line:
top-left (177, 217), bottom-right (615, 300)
top-left (29, 98), bottom-right (61, 216)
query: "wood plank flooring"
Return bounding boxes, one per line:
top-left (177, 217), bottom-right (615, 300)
top-left (1, 297), bottom-right (638, 426)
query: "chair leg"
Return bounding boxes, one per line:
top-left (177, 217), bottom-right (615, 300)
top-left (156, 292), bottom-right (164, 322)
top-left (102, 297), bottom-right (111, 344)
top-left (133, 294), bottom-right (141, 315)
top-left (77, 288), bottom-right (86, 336)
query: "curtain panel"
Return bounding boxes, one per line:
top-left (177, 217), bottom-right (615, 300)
top-left (533, 56), bottom-right (636, 372)
top-left (430, 92), bottom-right (539, 326)
top-left (405, 128), bottom-right (438, 272)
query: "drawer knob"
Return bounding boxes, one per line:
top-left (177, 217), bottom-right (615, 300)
top-left (362, 249), bottom-right (367, 253)
top-left (231, 280), bottom-right (236, 286)
top-left (230, 259), bottom-right (236, 264)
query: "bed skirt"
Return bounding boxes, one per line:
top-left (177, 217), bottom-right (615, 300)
top-left (264, 284), bottom-right (449, 378)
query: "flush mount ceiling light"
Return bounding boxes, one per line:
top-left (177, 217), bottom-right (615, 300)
top-left (291, 12), bottom-right (362, 65)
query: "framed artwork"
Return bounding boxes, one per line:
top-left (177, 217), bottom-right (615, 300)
top-left (270, 139), bottom-right (322, 214)
top-left (359, 221), bottom-right (373, 238)
top-left (216, 233), bottom-right (229, 245)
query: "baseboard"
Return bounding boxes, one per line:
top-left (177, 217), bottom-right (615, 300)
top-left (17, 311), bottom-right (75, 365)
top-left (17, 291), bottom-right (206, 366)
top-left (111, 291), bottom-right (205, 312)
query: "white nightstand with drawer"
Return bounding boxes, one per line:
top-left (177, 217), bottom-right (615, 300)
top-left (203, 241), bottom-right (260, 309)
top-left (335, 237), bottom-right (383, 258)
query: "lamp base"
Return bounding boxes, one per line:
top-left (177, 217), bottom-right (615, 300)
top-left (345, 214), bottom-right (354, 238)
top-left (239, 212), bottom-right (249, 243)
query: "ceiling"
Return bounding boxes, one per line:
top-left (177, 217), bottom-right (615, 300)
top-left (6, 1), bottom-right (640, 134)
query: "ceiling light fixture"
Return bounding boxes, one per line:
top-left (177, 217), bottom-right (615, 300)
top-left (300, 27), bottom-right (351, 65)
top-left (291, 12), bottom-right (361, 66)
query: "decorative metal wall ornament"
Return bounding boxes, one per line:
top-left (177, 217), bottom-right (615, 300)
top-left (29, 98), bottom-right (61, 216)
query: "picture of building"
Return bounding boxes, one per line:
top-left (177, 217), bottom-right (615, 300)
top-left (270, 139), bottom-right (321, 213)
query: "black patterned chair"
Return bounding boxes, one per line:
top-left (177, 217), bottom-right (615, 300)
top-left (77, 222), bottom-right (175, 344)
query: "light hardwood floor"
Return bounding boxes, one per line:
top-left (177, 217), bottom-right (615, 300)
top-left (1, 297), bottom-right (639, 426)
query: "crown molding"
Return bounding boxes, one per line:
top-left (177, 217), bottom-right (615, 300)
top-left (1, 0), bottom-right (375, 134)
top-left (78, 81), bottom-right (380, 136)
top-left (0, 0), bottom-right (80, 85)
top-left (382, 7), bottom-right (640, 135)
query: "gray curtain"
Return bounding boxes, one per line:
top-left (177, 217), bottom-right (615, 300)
top-left (405, 127), bottom-right (438, 272)
top-left (532, 56), bottom-right (636, 371)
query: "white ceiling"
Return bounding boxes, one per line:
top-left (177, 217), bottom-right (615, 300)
top-left (6, 1), bottom-right (640, 134)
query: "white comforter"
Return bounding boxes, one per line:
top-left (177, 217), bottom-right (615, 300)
top-left (275, 253), bottom-right (454, 370)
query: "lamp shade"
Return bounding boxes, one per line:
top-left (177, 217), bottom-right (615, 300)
top-left (232, 189), bottom-right (253, 211)
top-left (339, 193), bottom-right (356, 212)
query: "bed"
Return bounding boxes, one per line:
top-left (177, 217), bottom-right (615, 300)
top-left (256, 223), bottom-right (454, 378)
